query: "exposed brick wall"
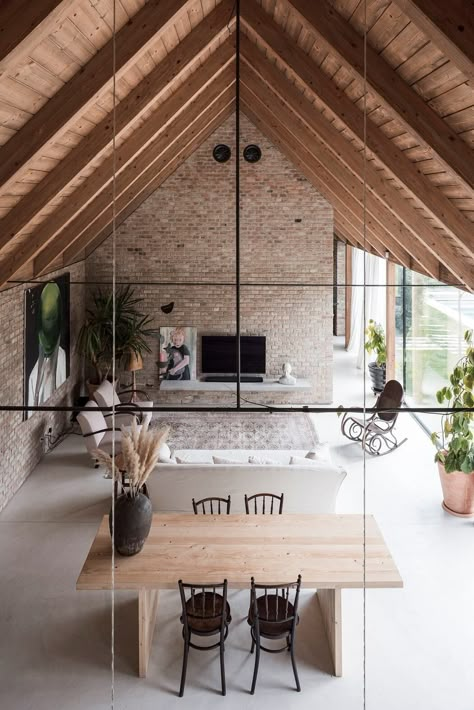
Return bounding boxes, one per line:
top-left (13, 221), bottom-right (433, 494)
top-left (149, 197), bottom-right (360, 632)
top-left (0, 263), bottom-right (85, 511)
top-left (335, 239), bottom-right (346, 336)
top-left (86, 115), bottom-right (334, 402)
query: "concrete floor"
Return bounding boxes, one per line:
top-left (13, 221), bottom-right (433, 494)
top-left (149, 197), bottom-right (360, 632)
top-left (1, 338), bottom-right (473, 709)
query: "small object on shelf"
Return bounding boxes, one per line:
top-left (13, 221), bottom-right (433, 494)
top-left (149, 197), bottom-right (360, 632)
top-left (279, 362), bottom-right (296, 386)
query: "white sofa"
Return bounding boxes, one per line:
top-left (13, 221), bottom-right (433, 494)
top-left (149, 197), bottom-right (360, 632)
top-left (146, 448), bottom-right (347, 514)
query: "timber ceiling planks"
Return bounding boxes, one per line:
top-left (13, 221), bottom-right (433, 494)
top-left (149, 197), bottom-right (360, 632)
top-left (0, 0), bottom-right (472, 290)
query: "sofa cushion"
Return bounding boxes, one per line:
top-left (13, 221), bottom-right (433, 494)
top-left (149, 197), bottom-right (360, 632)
top-left (290, 455), bottom-right (321, 466)
top-left (212, 455), bottom-right (245, 465)
top-left (159, 442), bottom-right (171, 460)
top-left (305, 444), bottom-right (331, 462)
top-left (248, 455), bottom-right (286, 465)
top-left (172, 448), bottom-right (332, 465)
top-left (176, 456), bottom-right (210, 464)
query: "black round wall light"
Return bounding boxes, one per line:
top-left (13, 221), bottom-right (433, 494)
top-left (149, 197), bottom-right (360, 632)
top-left (243, 144), bottom-right (262, 163)
top-left (213, 144), bottom-right (231, 163)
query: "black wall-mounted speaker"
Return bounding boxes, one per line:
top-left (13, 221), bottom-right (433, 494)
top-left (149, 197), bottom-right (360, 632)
top-left (243, 144), bottom-right (262, 163)
top-left (213, 144), bottom-right (231, 163)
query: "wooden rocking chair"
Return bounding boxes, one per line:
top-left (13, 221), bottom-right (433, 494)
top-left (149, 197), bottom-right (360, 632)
top-left (340, 380), bottom-right (407, 456)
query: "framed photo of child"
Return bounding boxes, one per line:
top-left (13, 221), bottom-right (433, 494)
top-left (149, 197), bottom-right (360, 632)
top-left (159, 326), bottom-right (197, 381)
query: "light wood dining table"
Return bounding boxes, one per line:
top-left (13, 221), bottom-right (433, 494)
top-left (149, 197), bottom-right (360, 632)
top-left (77, 513), bottom-right (403, 678)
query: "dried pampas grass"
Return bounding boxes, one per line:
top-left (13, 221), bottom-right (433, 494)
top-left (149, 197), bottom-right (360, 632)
top-left (93, 420), bottom-right (170, 498)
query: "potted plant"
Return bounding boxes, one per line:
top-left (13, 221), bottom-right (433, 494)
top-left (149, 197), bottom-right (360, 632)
top-left (431, 329), bottom-right (474, 516)
top-left (95, 421), bottom-right (170, 555)
top-left (365, 319), bottom-right (386, 393)
top-left (76, 285), bottom-right (157, 395)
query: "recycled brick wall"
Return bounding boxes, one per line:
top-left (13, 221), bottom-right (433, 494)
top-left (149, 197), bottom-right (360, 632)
top-left (0, 262), bottom-right (85, 511)
top-left (86, 114), bottom-right (334, 403)
top-left (335, 239), bottom-right (346, 336)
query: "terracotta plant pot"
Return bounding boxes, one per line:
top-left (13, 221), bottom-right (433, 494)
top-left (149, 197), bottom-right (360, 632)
top-left (438, 461), bottom-right (474, 517)
top-left (109, 491), bottom-right (153, 555)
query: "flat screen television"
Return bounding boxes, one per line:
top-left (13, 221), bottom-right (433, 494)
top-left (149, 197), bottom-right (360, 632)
top-left (201, 335), bottom-right (266, 374)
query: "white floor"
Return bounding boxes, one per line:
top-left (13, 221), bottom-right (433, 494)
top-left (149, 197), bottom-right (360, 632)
top-left (1, 338), bottom-right (473, 710)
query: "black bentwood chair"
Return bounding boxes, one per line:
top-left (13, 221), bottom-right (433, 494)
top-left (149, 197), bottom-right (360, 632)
top-left (178, 579), bottom-right (232, 697)
top-left (247, 575), bottom-right (302, 693)
top-left (192, 495), bottom-right (231, 514)
top-left (340, 379), bottom-right (407, 456)
top-left (244, 492), bottom-right (284, 515)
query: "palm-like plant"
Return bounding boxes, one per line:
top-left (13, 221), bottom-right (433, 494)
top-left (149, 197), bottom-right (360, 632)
top-left (76, 285), bottom-right (157, 383)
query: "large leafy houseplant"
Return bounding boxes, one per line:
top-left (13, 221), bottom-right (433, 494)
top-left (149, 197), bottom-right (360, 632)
top-left (431, 329), bottom-right (474, 474)
top-left (76, 285), bottom-right (157, 384)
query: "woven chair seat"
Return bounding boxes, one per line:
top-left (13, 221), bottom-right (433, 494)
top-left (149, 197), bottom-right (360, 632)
top-left (247, 594), bottom-right (299, 636)
top-left (181, 592), bottom-right (232, 633)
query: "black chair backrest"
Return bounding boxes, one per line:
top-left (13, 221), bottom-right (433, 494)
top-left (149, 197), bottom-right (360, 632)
top-left (179, 580), bottom-right (228, 633)
top-left (250, 576), bottom-right (301, 629)
top-left (375, 380), bottom-right (404, 421)
top-left (245, 493), bottom-right (284, 515)
top-left (192, 495), bottom-right (231, 514)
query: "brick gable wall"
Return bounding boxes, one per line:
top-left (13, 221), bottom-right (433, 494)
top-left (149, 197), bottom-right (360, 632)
top-left (86, 114), bottom-right (334, 404)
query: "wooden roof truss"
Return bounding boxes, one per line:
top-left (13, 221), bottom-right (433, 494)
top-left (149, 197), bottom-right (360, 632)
top-left (0, 0), bottom-right (471, 289)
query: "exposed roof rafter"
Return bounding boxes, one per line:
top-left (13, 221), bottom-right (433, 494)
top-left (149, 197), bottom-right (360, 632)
top-left (0, 0), bottom-right (471, 290)
top-left (0, 0), bottom-right (77, 78)
top-left (0, 0), bottom-right (235, 257)
top-left (285, 0), bottom-right (474, 191)
top-left (240, 36), bottom-right (465, 284)
top-left (240, 78), bottom-right (415, 270)
top-left (34, 72), bottom-right (235, 276)
top-left (66, 100), bottom-right (236, 269)
top-left (393, 0), bottom-right (474, 87)
top-left (0, 0), bottom-right (198, 193)
top-left (242, 1), bottom-right (474, 266)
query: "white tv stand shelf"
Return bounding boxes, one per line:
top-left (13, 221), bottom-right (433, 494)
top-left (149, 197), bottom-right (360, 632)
top-left (160, 378), bottom-right (312, 393)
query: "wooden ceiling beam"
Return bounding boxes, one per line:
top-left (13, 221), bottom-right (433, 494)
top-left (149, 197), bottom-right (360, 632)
top-left (67, 101), bottom-right (235, 267)
top-left (242, 2), bottom-right (474, 259)
top-left (0, 0), bottom-right (77, 77)
top-left (244, 98), bottom-right (412, 267)
top-left (38, 82), bottom-right (236, 274)
top-left (33, 76), bottom-right (235, 278)
top-left (0, 1), bottom-right (235, 250)
top-left (285, 0), bottom-right (474, 190)
top-left (239, 93), bottom-right (410, 269)
top-left (241, 74), bottom-right (421, 272)
top-left (240, 38), bottom-right (469, 286)
top-left (393, 0), bottom-right (474, 87)
top-left (3, 48), bottom-right (235, 283)
top-left (0, 0), bottom-right (202, 192)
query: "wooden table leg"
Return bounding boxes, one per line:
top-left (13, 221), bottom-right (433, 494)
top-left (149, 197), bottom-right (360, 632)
top-left (138, 588), bottom-right (159, 678)
top-left (316, 588), bottom-right (342, 677)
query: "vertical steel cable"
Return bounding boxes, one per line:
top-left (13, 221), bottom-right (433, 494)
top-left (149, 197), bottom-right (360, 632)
top-left (236, 0), bottom-right (241, 408)
top-left (362, 0), bottom-right (367, 707)
top-left (111, 1), bottom-right (117, 707)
